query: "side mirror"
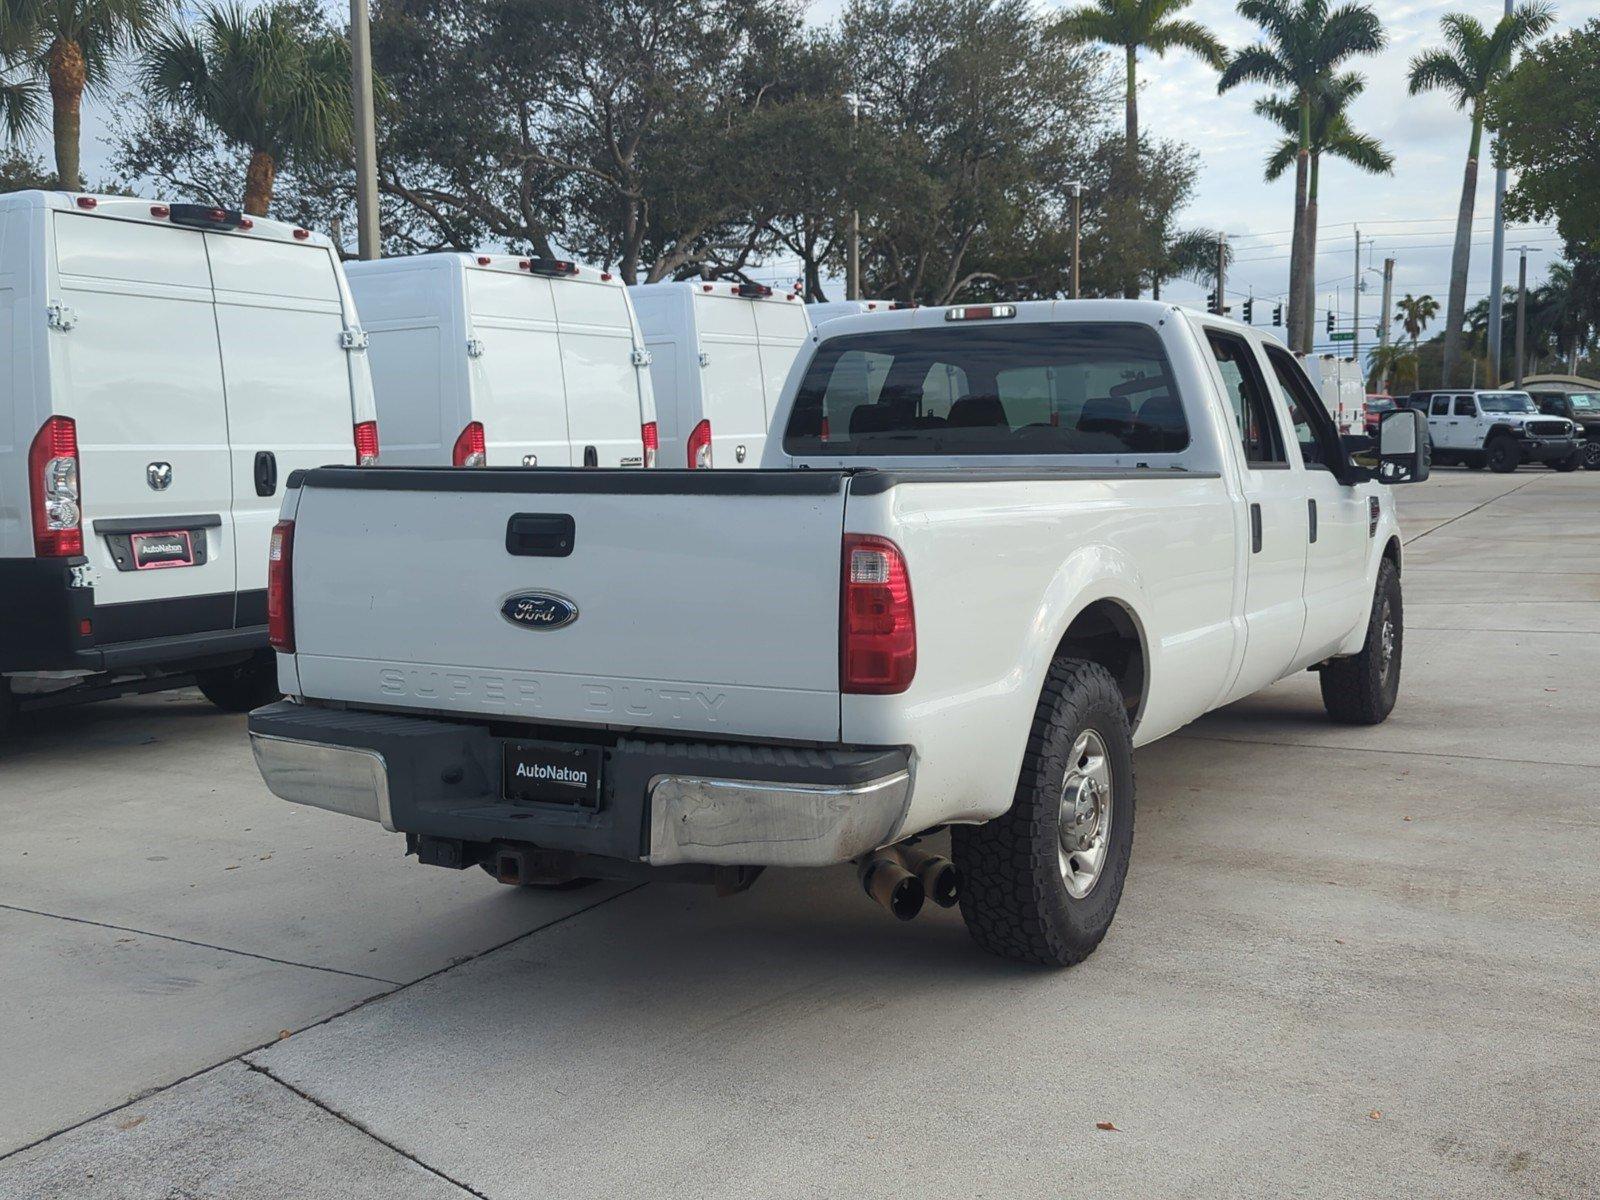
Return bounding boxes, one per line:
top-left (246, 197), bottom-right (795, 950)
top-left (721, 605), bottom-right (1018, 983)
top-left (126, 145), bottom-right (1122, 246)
top-left (1377, 408), bottom-right (1430, 483)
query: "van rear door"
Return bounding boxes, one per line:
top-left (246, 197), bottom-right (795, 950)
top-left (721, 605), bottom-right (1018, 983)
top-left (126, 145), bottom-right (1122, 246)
top-left (696, 295), bottom-right (768, 467)
top-left (464, 269), bottom-right (572, 468)
top-left (555, 279), bottom-right (648, 467)
top-left (49, 212), bottom-right (237, 621)
top-left (208, 234), bottom-right (358, 610)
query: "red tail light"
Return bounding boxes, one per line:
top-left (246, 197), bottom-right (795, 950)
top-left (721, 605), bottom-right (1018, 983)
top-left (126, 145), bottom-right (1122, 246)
top-left (452, 421), bottom-right (487, 467)
top-left (841, 534), bottom-right (915, 694)
top-left (29, 416), bottom-right (83, 557)
top-left (641, 421), bottom-right (659, 468)
top-left (354, 420), bottom-right (380, 465)
top-left (687, 418), bottom-right (713, 469)
top-left (267, 521), bottom-right (295, 652)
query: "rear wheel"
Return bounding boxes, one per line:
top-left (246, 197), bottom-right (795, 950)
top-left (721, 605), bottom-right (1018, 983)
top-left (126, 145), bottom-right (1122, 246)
top-left (1320, 559), bottom-right (1402, 725)
top-left (1486, 437), bottom-right (1520, 473)
top-left (1552, 453), bottom-right (1581, 473)
top-left (196, 651), bottom-right (281, 713)
top-left (952, 658), bottom-right (1134, 968)
top-left (1583, 442), bottom-right (1600, 471)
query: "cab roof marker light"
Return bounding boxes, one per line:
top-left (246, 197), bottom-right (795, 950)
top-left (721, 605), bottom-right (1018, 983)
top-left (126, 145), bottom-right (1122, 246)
top-left (945, 304), bottom-right (1016, 322)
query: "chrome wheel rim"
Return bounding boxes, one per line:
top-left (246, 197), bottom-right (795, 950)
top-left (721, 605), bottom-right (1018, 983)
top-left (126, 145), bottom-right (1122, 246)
top-left (1058, 729), bottom-right (1113, 900)
top-left (1378, 599), bottom-right (1397, 677)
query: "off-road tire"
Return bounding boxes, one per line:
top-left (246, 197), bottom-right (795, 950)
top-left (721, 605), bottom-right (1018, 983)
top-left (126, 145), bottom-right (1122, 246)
top-left (1486, 436), bottom-right (1520, 473)
top-left (196, 651), bottom-right (282, 713)
top-left (1463, 457), bottom-right (1485, 470)
top-left (1582, 442), bottom-right (1600, 471)
top-left (951, 658), bottom-right (1134, 968)
top-left (1320, 558), bottom-right (1402, 725)
top-left (1552, 453), bottom-right (1581, 473)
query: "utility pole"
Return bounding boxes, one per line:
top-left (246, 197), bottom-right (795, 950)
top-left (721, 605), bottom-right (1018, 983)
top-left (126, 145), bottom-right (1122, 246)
top-left (1376, 256), bottom-right (1396, 391)
top-left (1068, 181), bottom-right (1083, 299)
top-left (1487, 0), bottom-right (1513, 383)
top-left (846, 95), bottom-right (860, 301)
top-left (1513, 246), bottom-right (1529, 387)
top-left (1216, 231), bottom-right (1227, 316)
top-left (350, 0), bottom-right (380, 260)
top-left (1351, 227), bottom-right (1361, 368)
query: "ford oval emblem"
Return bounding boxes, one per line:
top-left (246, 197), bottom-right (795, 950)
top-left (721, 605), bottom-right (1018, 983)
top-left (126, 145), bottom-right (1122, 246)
top-left (501, 592), bottom-right (578, 630)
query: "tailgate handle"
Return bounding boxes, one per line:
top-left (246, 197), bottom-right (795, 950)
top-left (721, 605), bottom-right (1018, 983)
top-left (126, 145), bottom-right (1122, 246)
top-left (254, 451), bottom-right (277, 497)
top-left (506, 513), bottom-right (575, 558)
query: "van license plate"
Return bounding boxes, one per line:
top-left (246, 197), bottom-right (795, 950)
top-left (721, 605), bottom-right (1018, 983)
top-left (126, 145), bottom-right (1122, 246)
top-left (131, 530), bottom-right (195, 570)
top-left (502, 741), bottom-right (602, 807)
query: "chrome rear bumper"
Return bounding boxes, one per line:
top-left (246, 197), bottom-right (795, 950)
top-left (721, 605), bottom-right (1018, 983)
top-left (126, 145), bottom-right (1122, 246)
top-left (250, 733), bottom-right (395, 830)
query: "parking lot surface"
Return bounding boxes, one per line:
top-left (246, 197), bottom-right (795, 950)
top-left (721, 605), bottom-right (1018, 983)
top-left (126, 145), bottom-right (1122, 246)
top-left (2, 469), bottom-right (1596, 1198)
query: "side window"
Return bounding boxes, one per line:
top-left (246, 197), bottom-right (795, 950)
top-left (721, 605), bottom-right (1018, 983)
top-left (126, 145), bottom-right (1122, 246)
top-left (1207, 331), bottom-right (1285, 466)
top-left (1263, 345), bottom-right (1340, 470)
top-left (1454, 397), bottom-right (1476, 417)
top-left (1430, 396), bottom-right (1450, 416)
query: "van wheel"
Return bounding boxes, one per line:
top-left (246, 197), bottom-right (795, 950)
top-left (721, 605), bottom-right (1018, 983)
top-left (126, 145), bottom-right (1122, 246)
top-left (196, 651), bottom-right (282, 713)
top-left (952, 658), bottom-right (1134, 968)
top-left (1486, 437), bottom-right (1520, 473)
top-left (1320, 559), bottom-right (1402, 725)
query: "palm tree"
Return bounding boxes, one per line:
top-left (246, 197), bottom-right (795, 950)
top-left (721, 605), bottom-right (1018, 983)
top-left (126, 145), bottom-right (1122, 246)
top-left (1, 0), bottom-right (166, 190)
top-left (1149, 226), bottom-right (1229, 301)
top-left (1365, 340), bottom-right (1415, 393)
top-left (1408, 3), bottom-right (1555, 386)
top-left (1255, 70), bottom-right (1392, 311)
top-left (141, 1), bottom-right (353, 216)
top-left (1054, 0), bottom-right (1224, 297)
top-left (1395, 292), bottom-right (1438, 350)
top-left (1219, 0), bottom-right (1386, 354)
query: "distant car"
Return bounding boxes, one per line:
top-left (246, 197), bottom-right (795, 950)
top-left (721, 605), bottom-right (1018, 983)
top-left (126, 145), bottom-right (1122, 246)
top-left (1527, 390), bottom-right (1600, 470)
top-left (1364, 396), bottom-right (1397, 435)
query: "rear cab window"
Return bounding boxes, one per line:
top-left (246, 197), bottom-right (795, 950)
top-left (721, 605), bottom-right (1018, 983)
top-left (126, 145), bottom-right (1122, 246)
top-left (782, 322), bottom-right (1188, 457)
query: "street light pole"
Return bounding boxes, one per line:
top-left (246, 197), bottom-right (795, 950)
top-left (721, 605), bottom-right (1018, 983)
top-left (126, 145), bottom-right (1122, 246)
top-left (1352, 227), bottom-right (1360, 368)
top-left (1216, 231), bottom-right (1227, 315)
top-left (350, 0), bottom-right (380, 261)
top-left (1487, 0), bottom-right (1513, 383)
top-left (1513, 246), bottom-right (1531, 387)
top-left (846, 95), bottom-right (860, 302)
top-left (1067, 181), bottom-right (1083, 299)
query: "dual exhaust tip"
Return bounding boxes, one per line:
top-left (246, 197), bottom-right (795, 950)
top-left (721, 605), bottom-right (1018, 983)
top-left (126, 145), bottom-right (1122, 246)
top-left (859, 844), bottom-right (959, 921)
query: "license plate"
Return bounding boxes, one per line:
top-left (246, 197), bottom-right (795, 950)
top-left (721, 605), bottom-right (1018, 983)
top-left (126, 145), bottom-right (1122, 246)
top-left (131, 530), bottom-right (195, 570)
top-left (502, 741), bottom-right (602, 807)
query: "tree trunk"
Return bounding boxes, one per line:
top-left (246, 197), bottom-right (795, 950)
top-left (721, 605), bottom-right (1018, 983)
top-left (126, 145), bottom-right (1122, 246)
top-left (1301, 152), bottom-right (1320, 355)
top-left (1286, 96), bottom-right (1311, 352)
top-left (242, 149), bottom-right (277, 217)
top-left (1441, 115), bottom-right (1482, 387)
top-left (47, 37), bottom-right (86, 192)
top-left (1122, 44), bottom-right (1140, 300)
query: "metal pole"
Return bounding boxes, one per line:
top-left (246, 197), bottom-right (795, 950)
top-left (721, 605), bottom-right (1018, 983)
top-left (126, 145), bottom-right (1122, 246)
top-left (1514, 248), bottom-right (1528, 388)
top-left (1351, 227), bottom-right (1360, 367)
top-left (847, 96), bottom-right (860, 302)
top-left (350, 0), bottom-right (380, 260)
top-left (1216, 232), bottom-right (1226, 316)
top-left (1069, 183), bottom-right (1082, 300)
top-left (1487, 0), bottom-right (1512, 384)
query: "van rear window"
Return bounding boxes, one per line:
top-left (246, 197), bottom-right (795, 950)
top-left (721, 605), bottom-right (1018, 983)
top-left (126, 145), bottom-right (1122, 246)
top-left (782, 322), bottom-right (1186, 457)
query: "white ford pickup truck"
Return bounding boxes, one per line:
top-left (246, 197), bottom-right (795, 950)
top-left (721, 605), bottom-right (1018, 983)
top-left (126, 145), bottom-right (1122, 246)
top-left (248, 301), bottom-right (1430, 967)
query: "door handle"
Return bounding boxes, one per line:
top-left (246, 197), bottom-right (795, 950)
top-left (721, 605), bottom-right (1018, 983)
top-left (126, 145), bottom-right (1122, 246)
top-left (1308, 498), bottom-right (1318, 543)
top-left (253, 450), bottom-right (277, 497)
top-left (583, 445), bottom-right (599, 468)
top-left (1250, 502), bottom-right (1262, 553)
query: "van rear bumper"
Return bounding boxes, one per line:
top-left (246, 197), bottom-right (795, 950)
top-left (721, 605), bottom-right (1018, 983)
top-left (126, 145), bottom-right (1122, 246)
top-left (247, 701), bottom-right (914, 867)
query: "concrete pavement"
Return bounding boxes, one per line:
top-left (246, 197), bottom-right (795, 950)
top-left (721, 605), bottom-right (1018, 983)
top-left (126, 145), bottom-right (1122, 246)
top-left (2, 467), bottom-right (1597, 1197)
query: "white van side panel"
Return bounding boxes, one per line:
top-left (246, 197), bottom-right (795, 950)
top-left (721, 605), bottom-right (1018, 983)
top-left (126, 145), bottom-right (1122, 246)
top-left (465, 270), bottom-right (573, 467)
top-left (49, 213), bottom-right (237, 607)
top-left (208, 235), bottom-right (358, 594)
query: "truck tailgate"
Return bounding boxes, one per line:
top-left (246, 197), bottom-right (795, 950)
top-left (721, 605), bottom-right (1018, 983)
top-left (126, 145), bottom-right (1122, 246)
top-left (287, 468), bottom-right (847, 741)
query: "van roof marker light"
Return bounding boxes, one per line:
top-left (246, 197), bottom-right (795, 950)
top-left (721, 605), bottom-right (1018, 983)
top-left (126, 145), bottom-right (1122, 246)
top-left (293, 228), bottom-right (310, 240)
top-left (76, 196), bottom-right (97, 209)
top-left (945, 304), bottom-right (1016, 322)
top-left (477, 255), bottom-right (492, 265)
top-left (149, 204), bottom-right (170, 218)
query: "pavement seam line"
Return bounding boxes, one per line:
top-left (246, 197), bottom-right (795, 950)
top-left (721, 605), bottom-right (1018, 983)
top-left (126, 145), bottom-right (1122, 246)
top-left (245, 1061), bottom-right (489, 1199)
top-left (1172, 731), bottom-right (1593, 770)
top-left (0, 902), bottom-right (401, 985)
top-left (0, 882), bottom-right (647, 1163)
top-left (1401, 474), bottom-right (1546, 546)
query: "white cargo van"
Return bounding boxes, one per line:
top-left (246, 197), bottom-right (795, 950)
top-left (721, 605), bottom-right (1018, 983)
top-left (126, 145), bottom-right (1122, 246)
top-left (807, 299), bottom-right (913, 325)
top-left (1303, 354), bottom-right (1366, 435)
top-left (631, 281), bottom-right (811, 467)
top-left (0, 191), bottom-right (377, 732)
top-left (346, 254), bottom-right (658, 468)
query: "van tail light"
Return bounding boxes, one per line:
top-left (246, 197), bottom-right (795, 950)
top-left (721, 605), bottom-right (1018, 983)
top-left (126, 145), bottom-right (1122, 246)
top-left (452, 421), bottom-right (487, 467)
top-left (29, 416), bottom-right (83, 557)
top-left (267, 520), bottom-right (295, 652)
top-left (687, 418), bottom-right (713, 469)
top-left (841, 534), bottom-right (915, 694)
top-left (641, 421), bottom-right (659, 468)
top-left (353, 420), bottom-right (380, 465)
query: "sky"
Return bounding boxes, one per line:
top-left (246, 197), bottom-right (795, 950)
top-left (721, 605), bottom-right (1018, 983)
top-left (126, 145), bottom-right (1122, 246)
top-left (35, 0), bottom-right (1600, 356)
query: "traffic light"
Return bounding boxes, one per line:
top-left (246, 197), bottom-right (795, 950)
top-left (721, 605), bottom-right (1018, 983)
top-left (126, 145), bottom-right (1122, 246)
top-left (1273, 302), bottom-right (1283, 326)
top-left (1242, 297), bottom-right (1254, 324)
top-left (1326, 309), bottom-right (1335, 335)
top-left (1206, 289), bottom-right (1220, 314)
